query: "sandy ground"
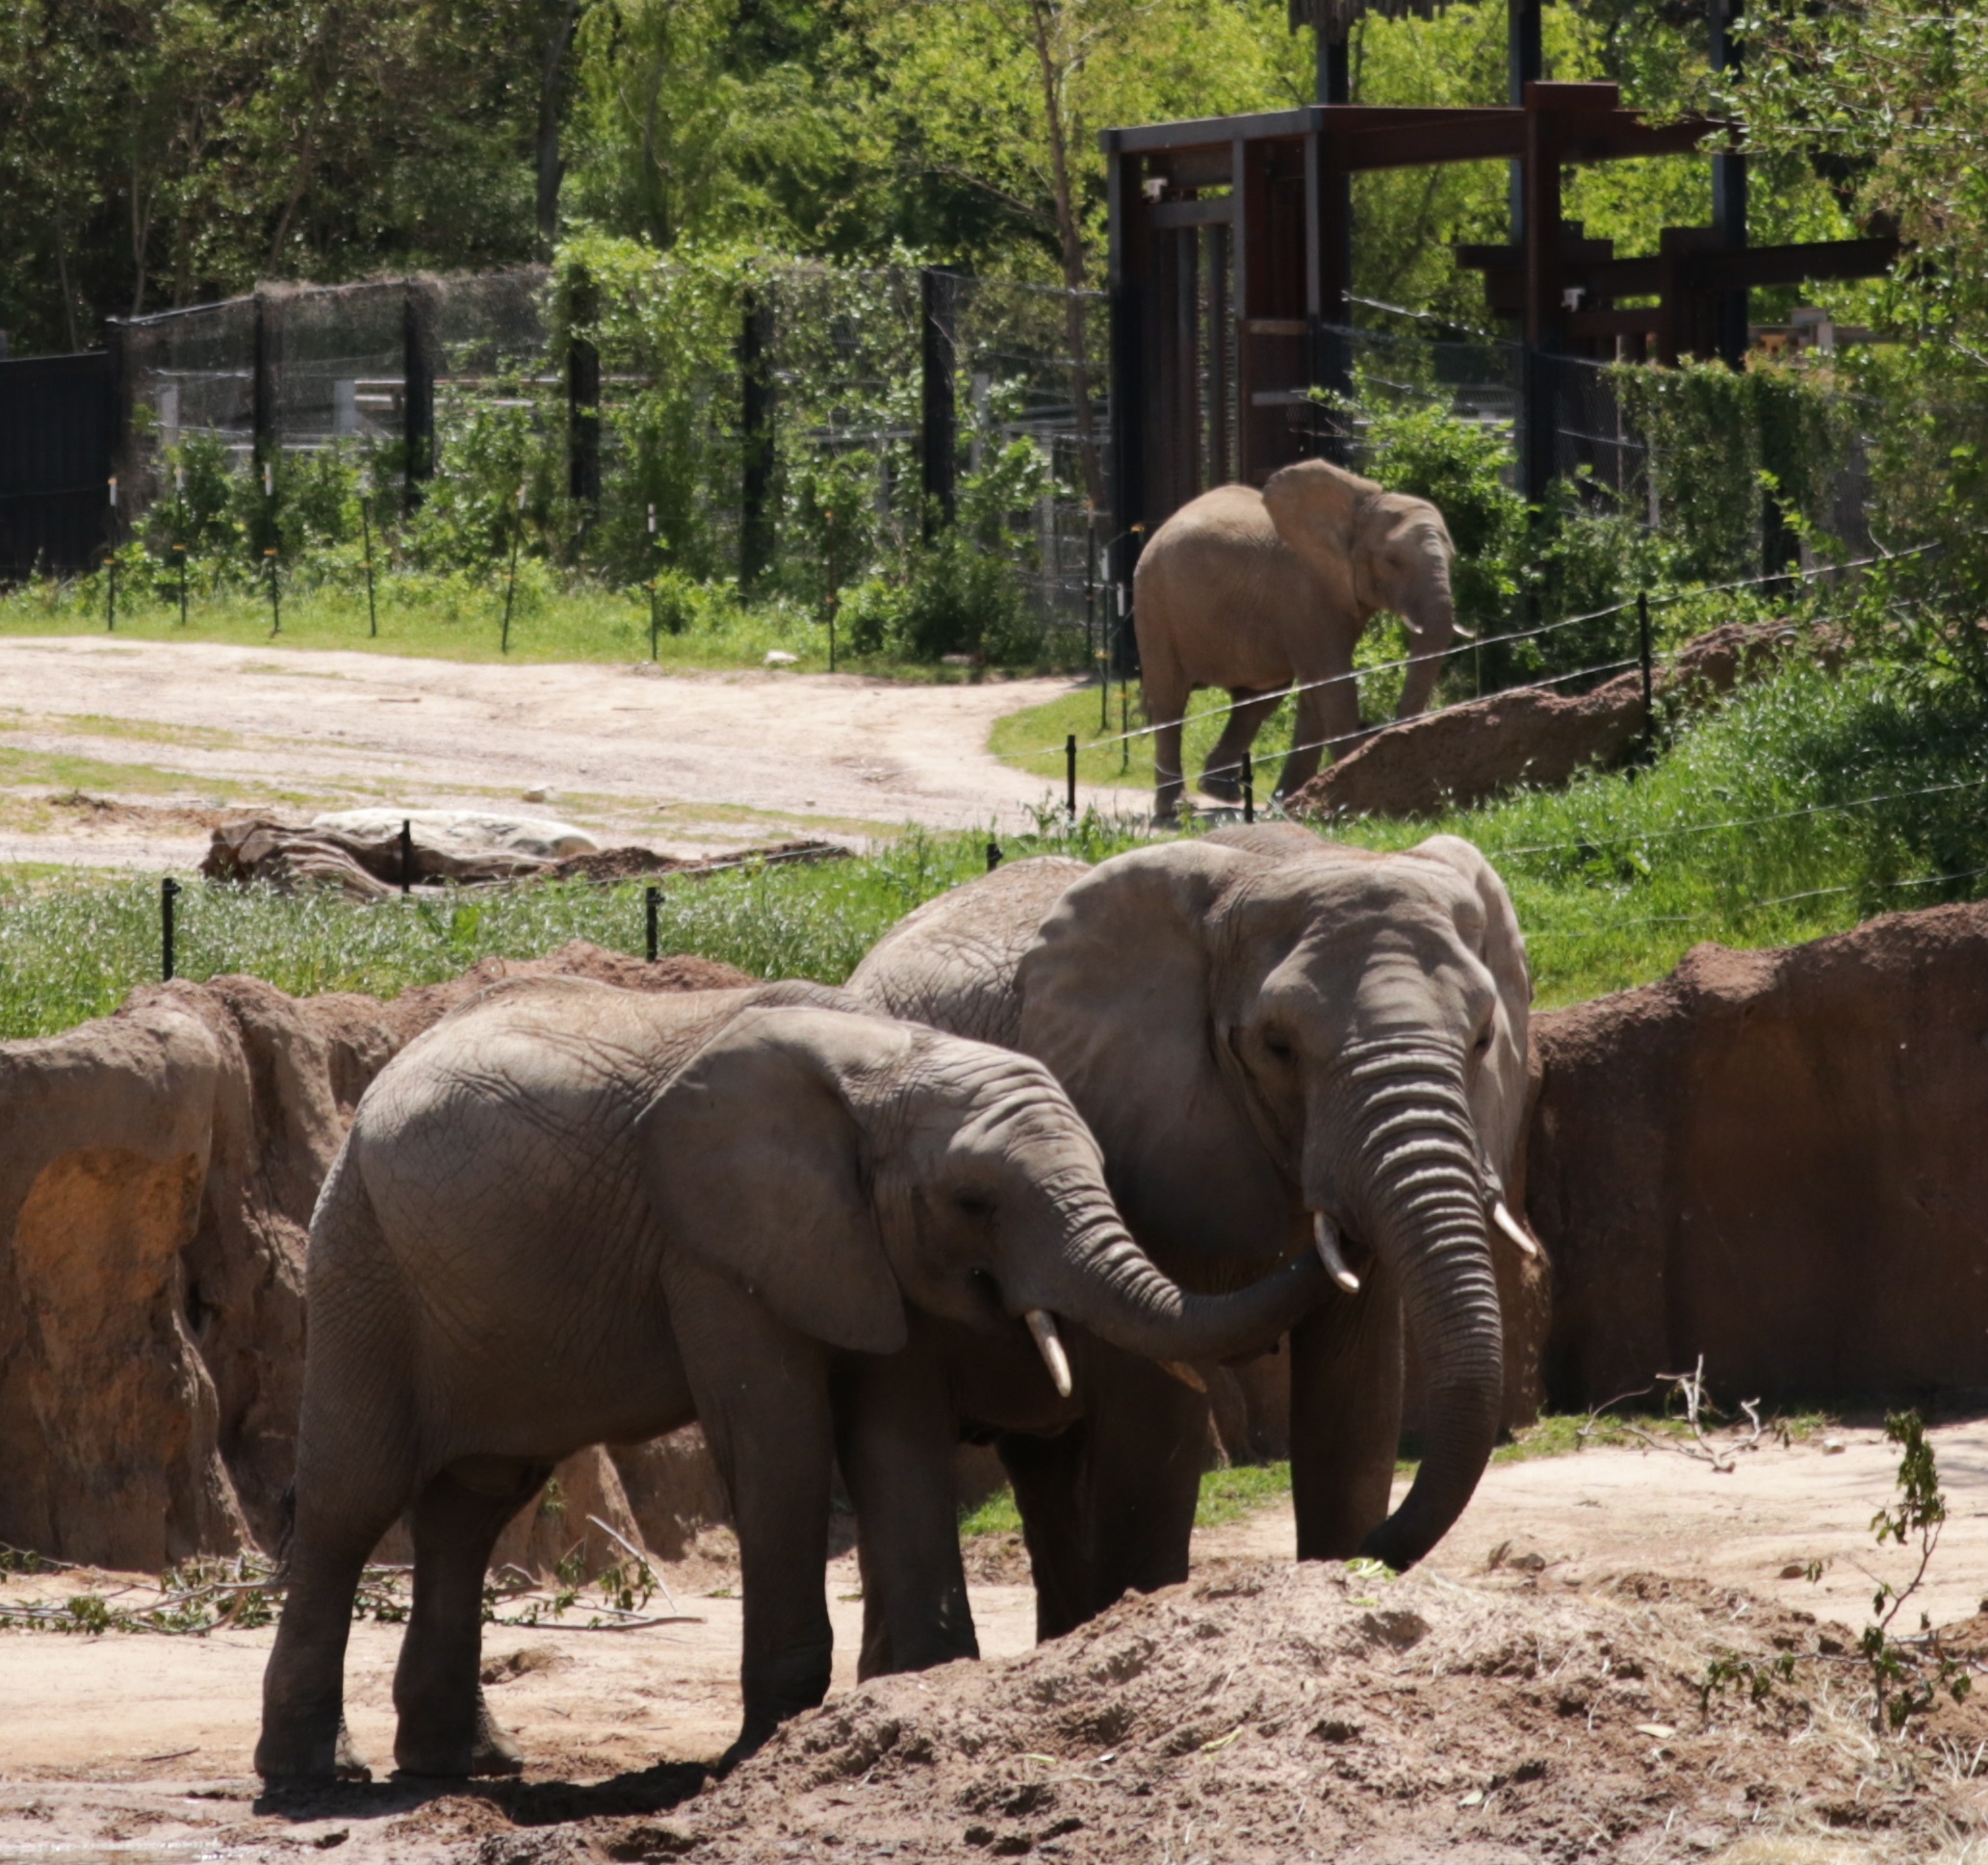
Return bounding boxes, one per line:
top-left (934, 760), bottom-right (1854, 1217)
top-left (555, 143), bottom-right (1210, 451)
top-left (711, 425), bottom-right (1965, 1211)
top-left (1, 1421), bottom-right (1981, 1860)
top-left (0, 637), bottom-right (1126, 871)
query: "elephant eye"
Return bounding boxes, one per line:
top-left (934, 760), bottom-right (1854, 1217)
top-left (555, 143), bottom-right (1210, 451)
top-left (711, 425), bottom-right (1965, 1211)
top-left (1473, 1023), bottom-right (1494, 1055)
top-left (1261, 1030), bottom-right (1294, 1061)
top-left (954, 1189), bottom-right (995, 1219)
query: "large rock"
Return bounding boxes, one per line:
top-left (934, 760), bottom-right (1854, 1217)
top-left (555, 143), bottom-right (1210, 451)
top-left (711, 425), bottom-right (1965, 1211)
top-left (1290, 619), bottom-right (1833, 822)
top-left (1524, 900), bottom-right (1988, 1409)
top-left (0, 942), bottom-right (747, 1571)
top-left (311, 808), bottom-right (601, 862)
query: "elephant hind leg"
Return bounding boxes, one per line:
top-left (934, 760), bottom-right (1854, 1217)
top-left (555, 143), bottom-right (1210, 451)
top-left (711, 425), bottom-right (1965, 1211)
top-left (257, 1475), bottom-right (411, 1783)
top-left (1200, 687), bottom-right (1286, 803)
top-left (392, 1455), bottom-right (554, 1778)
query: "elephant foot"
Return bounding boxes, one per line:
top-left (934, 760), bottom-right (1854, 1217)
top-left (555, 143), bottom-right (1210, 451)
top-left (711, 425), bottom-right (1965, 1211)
top-left (393, 1698), bottom-right (525, 1779)
top-left (1198, 769), bottom-right (1242, 804)
top-left (255, 1715), bottom-right (374, 1785)
top-left (714, 1722), bottom-right (776, 1778)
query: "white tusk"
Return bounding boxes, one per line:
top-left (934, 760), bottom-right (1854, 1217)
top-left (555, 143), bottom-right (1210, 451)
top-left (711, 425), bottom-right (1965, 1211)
top-left (1160, 1360), bottom-right (1207, 1395)
top-left (1026, 1308), bottom-right (1073, 1399)
top-left (1313, 1212), bottom-right (1360, 1294)
top-left (1491, 1200), bottom-right (1540, 1259)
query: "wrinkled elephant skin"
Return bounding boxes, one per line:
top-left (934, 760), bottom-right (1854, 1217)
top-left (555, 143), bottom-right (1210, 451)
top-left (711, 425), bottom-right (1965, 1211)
top-left (1134, 458), bottom-right (1459, 819)
top-left (254, 978), bottom-right (1322, 1784)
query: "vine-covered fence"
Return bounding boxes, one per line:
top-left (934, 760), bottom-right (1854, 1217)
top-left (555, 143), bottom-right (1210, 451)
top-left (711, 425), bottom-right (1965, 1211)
top-left (106, 258), bottom-right (1115, 643)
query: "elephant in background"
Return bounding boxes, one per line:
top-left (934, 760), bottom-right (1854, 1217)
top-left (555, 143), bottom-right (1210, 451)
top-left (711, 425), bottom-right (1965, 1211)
top-left (849, 824), bottom-right (1534, 1645)
top-left (255, 977), bottom-right (1322, 1784)
top-left (1133, 458), bottom-right (1460, 819)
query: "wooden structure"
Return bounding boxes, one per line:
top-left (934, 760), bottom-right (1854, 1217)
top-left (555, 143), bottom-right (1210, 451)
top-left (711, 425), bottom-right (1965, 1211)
top-left (1099, 0), bottom-right (1901, 617)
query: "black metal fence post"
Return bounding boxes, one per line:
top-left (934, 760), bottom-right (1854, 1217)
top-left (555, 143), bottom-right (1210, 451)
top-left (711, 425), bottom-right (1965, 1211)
top-left (251, 291), bottom-right (275, 488)
top-left (986, 841), bottom-right (1003, 872)
top-left (567, 266), bottom-right (602, 529)
top-left (502, 485), bottom-right (523, 652)
top-left (1638, 590), bottom-right (1654, 761)
top-left (645, 884), bottom-right (660, 962)
top-left (919, 269), bottom-right (959, 538)
top-left (1242, 750), bottom-right (1254, 823)
top-left (1066, 734), bottom-right (1077, 821)
top-left (105, 479), bottom-right (117, 630)
top-left (402, 282), bottom-right (436, 513)
top-left (400, 818), bottom-right (414, 894)
top-left (161, 877), bottom-right (180, 981)
top-left (360, 476), bottom-right (378, 637)
top-left (739, 289), bottom-right (774, 588)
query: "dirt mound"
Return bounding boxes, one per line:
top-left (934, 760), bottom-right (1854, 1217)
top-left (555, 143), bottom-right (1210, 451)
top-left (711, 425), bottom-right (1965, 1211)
top-left (1525, 899), bottom-right (1988, 1409)
top-left (0, 942), bottom-right (748, 1570)
top-left (1290, 620), bottom-right (1838, 822)
top-left (503, 1557), bottom-right (1973, 1863)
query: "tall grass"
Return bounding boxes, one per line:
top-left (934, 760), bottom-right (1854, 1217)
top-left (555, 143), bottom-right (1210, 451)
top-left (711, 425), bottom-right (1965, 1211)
top-left (3, 661), bottom-right (1983, 1040)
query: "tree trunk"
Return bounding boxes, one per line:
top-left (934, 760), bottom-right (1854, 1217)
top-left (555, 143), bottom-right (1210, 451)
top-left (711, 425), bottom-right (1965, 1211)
top-left (537, 0), bottom-right (582, 254)
top-left (1025, 0), bottom-right (1108, 516)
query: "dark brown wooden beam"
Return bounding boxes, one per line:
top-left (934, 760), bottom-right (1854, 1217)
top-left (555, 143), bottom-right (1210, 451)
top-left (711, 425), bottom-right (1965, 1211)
top-left (1679, 235), bottom-right (1899, 291)
top-left (1149, 197), bottom-right (1234, 228)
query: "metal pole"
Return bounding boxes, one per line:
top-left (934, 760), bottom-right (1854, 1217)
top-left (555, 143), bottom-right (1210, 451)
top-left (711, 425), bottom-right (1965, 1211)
top-left (1098, 652), bottom-right (1109, 731)
top-left (264, 459), bottom-right (279, 635)
top-left (986, 841), bottom-right (1003, 872)
top-left (1638, 590), bottom-right (1654, 760)
top-left (266, 550), bottom-right (280, 634)
top-left (400, 817), bottom-right (414, 894)
top-left (648, 504), bottom-right (659, 661)
top-left (1242, 751), bottom-right (1254, 824)
top-left (1121, 683), bottom-right (1130, 774)
top-left (502, 486), bottom-right (524, 653)
top-left (1066, 734), bottom-right (1077, 821)
top-left (361, 474), bottom-right (378, 638)
top-left (175, 467), bottom-right (189, 627)
top-left (105, 475), bottom-right (118, 631)
top-left (161, 878), bottom-right (180, 981)
top-left (645, 884), bottom-right (660, 962)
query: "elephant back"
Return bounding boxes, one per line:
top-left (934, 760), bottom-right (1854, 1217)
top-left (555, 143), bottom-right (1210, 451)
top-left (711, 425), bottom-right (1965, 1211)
top-left (848, 857), bottom-right (1088, 1047)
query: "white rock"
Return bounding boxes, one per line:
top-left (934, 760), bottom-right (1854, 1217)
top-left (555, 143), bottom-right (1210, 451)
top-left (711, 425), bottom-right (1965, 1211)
top-left (310, 808), bottom-right (600, 862)
top-left (763, 650), bottom-right (799, 667)
top-left (522, 785), bottom-right (552, 803)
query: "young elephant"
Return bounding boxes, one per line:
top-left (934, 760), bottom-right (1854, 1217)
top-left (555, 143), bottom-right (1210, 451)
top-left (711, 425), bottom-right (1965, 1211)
top-left (255, 978), bottom-right (1322, 1785)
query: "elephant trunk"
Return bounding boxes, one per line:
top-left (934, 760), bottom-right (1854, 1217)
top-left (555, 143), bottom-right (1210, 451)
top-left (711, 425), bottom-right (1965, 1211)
top-left (1319, 1043), bottom-right (1502, 1570)
top-left (1396, 573), bottom-right (1457, 718)
top-left (1019, 1187), bottom-right (1323, 1369)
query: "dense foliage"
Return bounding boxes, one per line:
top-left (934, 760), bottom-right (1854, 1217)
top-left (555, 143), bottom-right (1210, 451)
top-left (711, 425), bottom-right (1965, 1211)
top-left (0, 0), bottom-right (1907, 357)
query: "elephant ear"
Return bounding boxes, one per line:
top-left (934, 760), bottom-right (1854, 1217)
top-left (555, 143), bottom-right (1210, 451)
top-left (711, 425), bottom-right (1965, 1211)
top-left (637, 1005), bottom-right (909, 1356)
top-left (1261, 457), bottom-right (1380, 587)
top-left (1405, 835), bottom-right (1532, 1180)
top-left (1015, 842), bottom-right (1292, 1277)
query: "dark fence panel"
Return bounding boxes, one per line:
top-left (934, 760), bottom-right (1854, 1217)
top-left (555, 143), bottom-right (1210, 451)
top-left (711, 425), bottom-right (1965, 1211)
top-left (0, 350), bottom-right (116, 580)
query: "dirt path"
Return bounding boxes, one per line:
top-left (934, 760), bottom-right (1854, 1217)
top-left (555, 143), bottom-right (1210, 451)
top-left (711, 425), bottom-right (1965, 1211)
top-left (2, 1423), bottom-right (1981, 1860)
top-left (0, 638), bottom-right (1113, 871)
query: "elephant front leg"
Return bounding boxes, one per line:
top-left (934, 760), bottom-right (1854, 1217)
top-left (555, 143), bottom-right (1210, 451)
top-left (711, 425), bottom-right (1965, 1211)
top-left (392, 1456), bottom-right (553, 1778)
top-left (835, 1335), bottom-right (978, 1681)
top-left (1200, 687), bottom-right (1285, 804)
top-left (1288, 1261), bottom-right (1403, 1561)
top-left (674, 1264), bottom-right (839, 1770)
top-left (1277, 661), bottom-right (1361, 800)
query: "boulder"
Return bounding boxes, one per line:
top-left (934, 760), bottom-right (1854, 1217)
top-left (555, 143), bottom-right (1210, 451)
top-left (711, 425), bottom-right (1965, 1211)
top-left (0, 942), bottom-right (748, 1572)
top-left (1524, 899), bottom-right (1988, 1409)
top-left (1289, 619), bottom-right (1835, 823)
top-left (311, 809), bottom-right (601, 862)
top-left (205, 816), bottom-right (850, 898)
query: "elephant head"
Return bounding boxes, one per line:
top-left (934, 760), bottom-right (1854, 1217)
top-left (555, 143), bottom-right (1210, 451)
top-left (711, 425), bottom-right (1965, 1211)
top-left (1262, 457), bottom-right (1459, 717)
top-left (638, 1002), bottom-right (1324, 1393)
top-left (1010, 829), bottom-right (1531, 1568)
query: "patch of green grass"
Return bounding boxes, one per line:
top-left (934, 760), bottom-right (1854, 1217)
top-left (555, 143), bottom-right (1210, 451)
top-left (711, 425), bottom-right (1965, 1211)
top-left (990, 682), bottom-right (1303, 794)
top-left (1194, 1462), bottom-right (1295, 1529)
top-left (996, 661), bottom-right (1988, 1010)
top-left (958, 1489), bottom-right (1023, 1538)
top-left (1494, 1408), bottom-right (1838, 1464)
top-left (0, 569), bottom-right (1065, 681)
top-left (956, 1463), bottom-right (1300, 1541)
top-left (0, 744), bottom-right (254, 797)
top-left (0, 817), bottom-right (1148, 1041)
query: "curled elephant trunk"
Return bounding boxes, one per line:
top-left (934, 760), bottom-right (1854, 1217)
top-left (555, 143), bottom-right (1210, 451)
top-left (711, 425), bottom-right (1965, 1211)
top-left (1022, 1203), bottom-right (1323, 1373)
top-left (1321, 1043), bottom-right (1503, 1571)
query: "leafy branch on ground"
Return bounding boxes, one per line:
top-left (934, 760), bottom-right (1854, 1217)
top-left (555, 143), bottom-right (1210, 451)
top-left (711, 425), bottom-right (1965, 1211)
top-left (0, 1521), bottom-right (700, 1638)
top-left (1700, 1409), bottom-right (1975, 1739)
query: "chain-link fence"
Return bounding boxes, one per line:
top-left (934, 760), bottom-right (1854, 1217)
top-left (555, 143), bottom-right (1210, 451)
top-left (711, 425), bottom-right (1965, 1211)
top-left (109, 263), bottom-right (1113, 641)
